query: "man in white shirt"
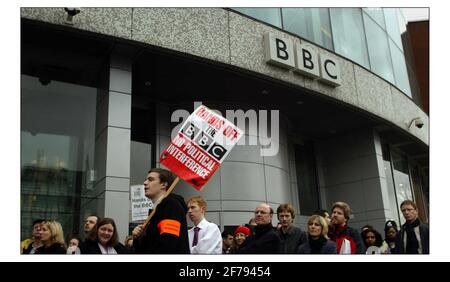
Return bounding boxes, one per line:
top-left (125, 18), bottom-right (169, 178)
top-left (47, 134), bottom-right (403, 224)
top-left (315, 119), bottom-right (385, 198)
top-left (187, 196), bottom-right (222, 254)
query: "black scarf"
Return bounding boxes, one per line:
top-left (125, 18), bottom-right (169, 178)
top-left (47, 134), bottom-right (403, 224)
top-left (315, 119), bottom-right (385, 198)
top-left (308, 235), bottom-right (327, 254)
top-left (404, 218), bottom-right (420, 254)
top-left (329, 224), bottom-right (347, 241)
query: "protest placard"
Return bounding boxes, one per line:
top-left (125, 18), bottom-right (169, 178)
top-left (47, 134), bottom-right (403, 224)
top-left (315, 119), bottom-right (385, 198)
top-left (160, 105), bottom-right (243, 190)
top-left (130, 185), bottom-right (154, 222)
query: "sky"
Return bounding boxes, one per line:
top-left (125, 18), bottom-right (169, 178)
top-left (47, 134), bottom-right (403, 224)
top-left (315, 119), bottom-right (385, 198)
top-left (402, 8), bottom-right (429, 22)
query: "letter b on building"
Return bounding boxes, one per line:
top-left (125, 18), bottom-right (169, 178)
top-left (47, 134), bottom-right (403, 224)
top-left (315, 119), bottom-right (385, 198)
top-left (264, 33), bottom-right (295, 69)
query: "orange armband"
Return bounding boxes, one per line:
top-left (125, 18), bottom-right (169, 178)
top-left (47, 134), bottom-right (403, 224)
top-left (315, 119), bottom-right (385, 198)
top-left (157, 219), bottom-right (181, 237)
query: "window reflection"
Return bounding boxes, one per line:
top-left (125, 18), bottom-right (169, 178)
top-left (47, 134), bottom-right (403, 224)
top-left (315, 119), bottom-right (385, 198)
top-left (231, 7), bottom-right (414, 99)
top-left (330, 8), bottom-right (370, 69)
top-left (363, 8), bottom-right (386, 30)
top-left (21, 75), bottom-right (98, 240)
top-left (391, 151), bottom-right (413, 225)
top-left (282, 8), bottom-right (333, 50)
top-left (390, 39), bottom-right (412, 97)
top-left (233, 8), bottom-right (282, 28)
top-left (363, 14), bottom-right (395, 84)
top-left (381, 144), bottom-right (401, 224)
top-left (384, 8), bottom-right (403, 51)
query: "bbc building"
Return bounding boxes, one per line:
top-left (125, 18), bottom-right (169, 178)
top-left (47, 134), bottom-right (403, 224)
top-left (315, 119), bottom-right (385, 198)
top-left (21, 8), bottom-right (429, 242)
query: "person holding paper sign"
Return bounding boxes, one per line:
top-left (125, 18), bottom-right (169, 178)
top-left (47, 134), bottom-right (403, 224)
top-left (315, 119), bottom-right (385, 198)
top-left (131, 168), bottom-right (190, 254)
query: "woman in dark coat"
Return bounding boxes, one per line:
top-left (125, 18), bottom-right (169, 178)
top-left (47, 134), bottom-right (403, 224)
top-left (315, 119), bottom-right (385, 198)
top-left (79, 218), bottom-right (126, 254)
top-left (298, 215), bottom-right (337, 254)
top-left (35, 220), bottom-right (66, 254)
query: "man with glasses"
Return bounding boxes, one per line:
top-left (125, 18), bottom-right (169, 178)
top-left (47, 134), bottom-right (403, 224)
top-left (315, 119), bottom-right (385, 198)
top-left (397, 199), bottom-right (429, 254)
top-left (236, 203), bottom-right (281, 254)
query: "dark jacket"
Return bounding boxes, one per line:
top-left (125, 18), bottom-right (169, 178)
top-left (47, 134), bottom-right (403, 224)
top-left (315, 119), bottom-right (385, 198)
top-left (278, 225), bottom-right (307, 254)
top-left (329, 224), bottom-right (365, 254)
top-left (79, 239), bottom-right (127, 254)
top-left (297, 237), bottom-right (337, 254)
top-left (22, 241), bottom-right (38, 254)
top-left (133, 193), bottom-right (190, 254)
top-left (35, 243), bottom-right (66, 254)
top-left (237, 223), bottom-right (281, 254)
top-left (396, 219), bottom-right (429, 254)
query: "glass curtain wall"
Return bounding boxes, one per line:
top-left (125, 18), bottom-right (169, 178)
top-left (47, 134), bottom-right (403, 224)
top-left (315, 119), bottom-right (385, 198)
top-left (363, 8), bottom-right (386, 29)
top-left (329, 8), bottom-right (370, 69)
top-left (21, 21), bottom-right (111, 241)
top-left (381, 143), bottom-right (429, 226)
top-left (282, 8), bottom-right (333, 50)
top-left (363, 13), bottom-right (395, 84)
top-left (381, 144), bottom-right (401, 224)
top-left (233, 8), bottom-right (282, 28)
top-left (389, 39), bottom-right (412, 96)
top-left (391, 151), bottom-right (414, 225)
top-left (231, 7), bottom-right (415, 100)
top-left (21, 76), bottom-right (98, 240)
top-left (410, 165), bottom-right (429, 223)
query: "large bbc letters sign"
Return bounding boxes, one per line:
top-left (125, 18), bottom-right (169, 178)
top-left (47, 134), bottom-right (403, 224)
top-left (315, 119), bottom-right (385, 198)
top-left (264, 32), bottom-right (341, 87)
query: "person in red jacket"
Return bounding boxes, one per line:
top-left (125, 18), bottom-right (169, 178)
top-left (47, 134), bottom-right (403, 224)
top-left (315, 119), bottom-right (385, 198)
top-left (131, 168), bottom-right (190, 254)
top-left (328, 201), bottom-right (365, 254)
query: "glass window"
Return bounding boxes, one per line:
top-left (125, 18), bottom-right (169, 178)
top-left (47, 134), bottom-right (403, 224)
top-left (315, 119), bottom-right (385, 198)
top-left (381, 144), bottom-right (401, 224)
top-left (21, 75), bottom-right (98, 240)
top-left (384, 8), bottom-right (403, 51)
top-left (410, 165), bottom-right (429, 223)
top-left (363, 14), bottom-right (395, 84)
top-left (282, 8), bottom-right (333, 50)
top-left (419, 167), bottom-right (429, 223)
top-left (330, 8), bottom-right (370, 69)
top-left (363, 8), bottom-right (386, 30)
top-left (232, 8), bottom-right (282, 28)
top-left (130, 103), bottom-right (156, 186)
top-left (294, 142), bottom-right (319, 215)
top-left (396, 9), bottom-right (408, 36)
top-left (391, 151), bottom-right (413, 225)
top-left (389, 39), bottom-right (412, 97)
top-left (21, 22), bottom-right (111, 241)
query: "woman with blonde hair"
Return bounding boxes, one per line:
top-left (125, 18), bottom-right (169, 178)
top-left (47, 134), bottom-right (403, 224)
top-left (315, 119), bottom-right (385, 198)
top-left (35, 220), bottom-right (66, 254)
top-left (298, 215), bottom-right (337, 254)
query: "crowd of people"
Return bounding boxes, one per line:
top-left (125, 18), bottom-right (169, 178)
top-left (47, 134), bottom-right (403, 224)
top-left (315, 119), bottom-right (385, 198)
top-left (21, 168), bottom-right (429, 255)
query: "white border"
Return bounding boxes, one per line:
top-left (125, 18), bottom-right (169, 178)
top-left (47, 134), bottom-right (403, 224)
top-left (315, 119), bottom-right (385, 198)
top-left (4, 0), bottom-right (446, 262)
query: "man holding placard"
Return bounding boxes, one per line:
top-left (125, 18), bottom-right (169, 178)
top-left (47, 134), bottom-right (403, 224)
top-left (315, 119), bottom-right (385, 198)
top-left (131, 168), bottom-right (190, 254)
top-left (132, 105), bottom-right (243, 254)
